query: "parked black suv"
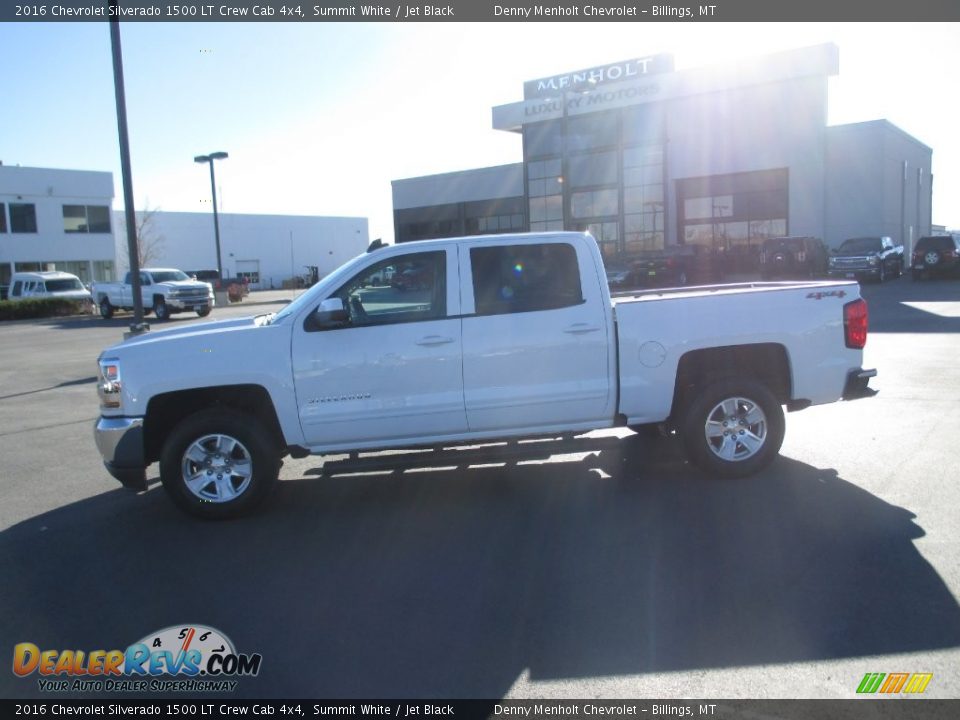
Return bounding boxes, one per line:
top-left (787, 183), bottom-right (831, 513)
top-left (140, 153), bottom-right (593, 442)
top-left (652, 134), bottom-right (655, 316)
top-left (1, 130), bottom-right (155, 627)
top-left (606, 246), bottom-right (695, 290)
top-left (911, 235), bottom-right (960, 280)
top-left (759, 236), bottom-right (829, 279)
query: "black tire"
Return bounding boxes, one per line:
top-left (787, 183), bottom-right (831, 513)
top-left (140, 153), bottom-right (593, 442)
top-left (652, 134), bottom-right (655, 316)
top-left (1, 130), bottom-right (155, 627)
top-left (99, 298), bottom-right (114, 319)
top-left (877, 262), bottom-right (886, 283)
top-left (680, 378), bottom-right (785, 478)
top-left (197, 305), bottom-right (211, 318)
top-left (159, 409), bottom-right (281, 519)
top-left (153, 297), bottom-right (170, 321)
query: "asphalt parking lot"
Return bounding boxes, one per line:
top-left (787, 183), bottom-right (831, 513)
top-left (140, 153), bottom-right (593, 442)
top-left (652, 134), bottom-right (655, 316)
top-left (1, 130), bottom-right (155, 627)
top-left (1, 278), bottom-right (958, 700)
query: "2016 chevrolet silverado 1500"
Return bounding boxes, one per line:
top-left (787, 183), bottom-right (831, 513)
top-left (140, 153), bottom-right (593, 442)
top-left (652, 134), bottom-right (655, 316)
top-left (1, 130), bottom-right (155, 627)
top-left (827, 236), bottom-right (904, 283)
top-left (92, 269), bottom-right (215, 321)
top-left (95, 232), bottom-right (877, 518)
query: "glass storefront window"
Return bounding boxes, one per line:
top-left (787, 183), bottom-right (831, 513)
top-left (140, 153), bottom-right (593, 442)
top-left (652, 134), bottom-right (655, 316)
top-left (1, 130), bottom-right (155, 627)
top-left (568, 151), bottom-right (617, 188)
top-left (567, 113), bottom-right (619, 152)
top-left (624, 187), bottom-right (664, 215)
top-left (622, 106), bottom-right (664, 146)
top-left (528, 158), bottom-right (562, 180)
top-left (684, 195), bottom-right (734, 220)
top-left (623, 145), bottom-right (664, 169)
top-left (678, 169), bottom-right (789, 266)
top-left (529, 196), bottom-right (563, 223)
top-left (528, 176), bottom-right (563, 198)
top-left (524, 121), bottom-right (563, 159)
top-left (571, 189), bottom-right (619, 219)
top-left (530, 220), bottom-right (565, 233)
top-left (586, 221), bottom-right (619, 249)
top-left (749, 219), bottom-right (787, 239)
top-left (624, 165), bottom-right (663, 187)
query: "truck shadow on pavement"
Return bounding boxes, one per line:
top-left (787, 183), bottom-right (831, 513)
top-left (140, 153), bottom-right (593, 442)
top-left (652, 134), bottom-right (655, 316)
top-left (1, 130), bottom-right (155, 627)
top-left (2, 434), bottom-right (959, 698)
top-left (858, 276), bottom-right (960, 334)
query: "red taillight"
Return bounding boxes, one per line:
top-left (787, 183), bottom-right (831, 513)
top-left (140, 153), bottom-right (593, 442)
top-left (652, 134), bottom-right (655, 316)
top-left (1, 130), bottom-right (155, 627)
top-left (844, 299), bottom-right (868, 349)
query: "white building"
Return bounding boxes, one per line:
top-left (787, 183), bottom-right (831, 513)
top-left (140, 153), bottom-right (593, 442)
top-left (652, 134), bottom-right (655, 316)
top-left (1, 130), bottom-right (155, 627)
top-left (0, 164), bottom-right (117, 291)
top-left (0, 164), bottom-right (370, 295)
top-left (113, 210), bottom-right (369, 289)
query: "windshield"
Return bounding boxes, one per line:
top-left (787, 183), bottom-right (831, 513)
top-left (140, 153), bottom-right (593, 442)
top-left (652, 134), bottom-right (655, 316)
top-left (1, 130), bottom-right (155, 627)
top-left (839, 238), bottom-right (881, 254)
top-left (45, 279), bottom-right (84, 292)
top-left (764, 238), bottom-right (802, 252)
top-left (150, 270), bottom-right (191, 283)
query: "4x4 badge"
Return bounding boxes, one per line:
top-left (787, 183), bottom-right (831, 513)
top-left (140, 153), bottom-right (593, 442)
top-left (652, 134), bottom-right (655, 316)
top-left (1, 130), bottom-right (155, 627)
top-left (806, 290), bottom-right (847, 300)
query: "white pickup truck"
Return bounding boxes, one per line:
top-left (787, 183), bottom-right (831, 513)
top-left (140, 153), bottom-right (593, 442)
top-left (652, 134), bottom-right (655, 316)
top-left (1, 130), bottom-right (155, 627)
top-left (94, 232), bottom-right (876, 518)
top-left (92, 269), bottom-right (215, 321)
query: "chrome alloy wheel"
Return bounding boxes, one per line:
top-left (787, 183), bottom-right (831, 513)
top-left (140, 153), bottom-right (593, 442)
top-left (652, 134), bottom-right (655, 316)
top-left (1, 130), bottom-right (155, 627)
top-left (703, 396), bottom-right (768, 462)
top-left (181, 434), bottom-right (254, 503)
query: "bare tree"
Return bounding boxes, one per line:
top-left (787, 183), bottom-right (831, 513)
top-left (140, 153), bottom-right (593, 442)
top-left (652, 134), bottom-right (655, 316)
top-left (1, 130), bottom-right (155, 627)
top-left (121, 202), bottom-right (166, 271)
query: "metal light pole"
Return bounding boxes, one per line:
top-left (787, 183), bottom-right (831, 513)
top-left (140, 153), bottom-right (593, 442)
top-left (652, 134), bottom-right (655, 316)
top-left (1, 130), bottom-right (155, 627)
top-left (194, 152), bottom-right (228, 282)
top-left (109, 0), bottom-right (148, 334)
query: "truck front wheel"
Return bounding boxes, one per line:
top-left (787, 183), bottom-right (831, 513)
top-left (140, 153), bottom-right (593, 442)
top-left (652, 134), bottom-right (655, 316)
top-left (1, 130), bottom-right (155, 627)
top-left (153, 297), bottom-right (170, 320)
top-left (159, 409), bottom-right (281, 519)
top-left (680, 379), bottom-right (784, 478)
top-left (99, 298), bottom-right (114, 319)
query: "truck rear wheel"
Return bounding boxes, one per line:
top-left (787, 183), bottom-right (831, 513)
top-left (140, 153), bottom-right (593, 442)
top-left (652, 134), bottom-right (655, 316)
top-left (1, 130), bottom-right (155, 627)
top-left (159, 409), bottom-right (280, 519)
top-left (680, 378), bottom-right (784, 478)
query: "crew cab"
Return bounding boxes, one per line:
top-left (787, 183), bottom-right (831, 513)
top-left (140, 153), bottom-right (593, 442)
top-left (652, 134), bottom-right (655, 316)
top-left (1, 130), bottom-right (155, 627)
top-left (828, 236), bottom-right (904, 282)
top-left (93, 269), bottom-right (215, 320)
top-left (94, 232), bottom-right (876, 519)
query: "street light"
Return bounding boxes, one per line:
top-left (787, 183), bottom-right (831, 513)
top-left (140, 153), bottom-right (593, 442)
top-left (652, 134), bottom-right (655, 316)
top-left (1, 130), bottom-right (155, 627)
top-left (194, 151), bottom-right (228, 282)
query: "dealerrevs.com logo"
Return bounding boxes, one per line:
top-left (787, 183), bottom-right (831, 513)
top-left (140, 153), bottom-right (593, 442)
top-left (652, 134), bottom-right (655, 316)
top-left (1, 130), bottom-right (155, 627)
top-left (857, 672), bottom-right (934, 695)
top-left (13, 625), bottom-right (262, 693)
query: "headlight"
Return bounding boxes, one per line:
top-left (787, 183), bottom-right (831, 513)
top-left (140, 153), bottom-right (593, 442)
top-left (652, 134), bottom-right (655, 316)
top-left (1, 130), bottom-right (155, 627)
top-left (828, 258), bottom-right (837, 266)
top-left (868, 256), bottom-right (879, 266)
top-left (98, 358), bottom-right (122, 409)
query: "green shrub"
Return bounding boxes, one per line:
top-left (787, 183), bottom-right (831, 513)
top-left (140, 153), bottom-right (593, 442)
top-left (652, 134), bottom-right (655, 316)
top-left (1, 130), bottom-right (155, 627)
top-left (0, 297), bottom-right (92, 321)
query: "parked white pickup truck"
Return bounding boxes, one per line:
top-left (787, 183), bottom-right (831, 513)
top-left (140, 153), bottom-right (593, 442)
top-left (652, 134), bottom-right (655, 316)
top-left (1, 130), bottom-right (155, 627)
top-left (94, 232), bottom-right (876, 518)
top-left (92, 269), bottom-right (215, 321)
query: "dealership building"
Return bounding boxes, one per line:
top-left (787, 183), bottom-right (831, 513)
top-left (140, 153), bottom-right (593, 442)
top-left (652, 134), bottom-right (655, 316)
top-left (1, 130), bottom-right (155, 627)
top-left (392, 44), bottom-right (933, 266)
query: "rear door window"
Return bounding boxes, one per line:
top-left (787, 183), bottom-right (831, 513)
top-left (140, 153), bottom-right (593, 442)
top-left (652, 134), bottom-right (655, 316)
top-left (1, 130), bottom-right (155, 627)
top-left (470, 243), bottom-right (583, 316)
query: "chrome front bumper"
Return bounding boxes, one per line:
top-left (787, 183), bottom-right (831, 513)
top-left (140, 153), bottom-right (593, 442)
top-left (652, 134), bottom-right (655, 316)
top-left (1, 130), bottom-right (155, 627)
top-left (94, 416), bottom-right (147, 490)
top-left (167, 296), bottom-right (214, 311)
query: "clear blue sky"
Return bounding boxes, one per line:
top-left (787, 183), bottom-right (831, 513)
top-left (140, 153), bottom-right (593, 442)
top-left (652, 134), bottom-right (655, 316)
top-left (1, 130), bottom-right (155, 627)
top-left (2, 21), bottom-right (958, 242)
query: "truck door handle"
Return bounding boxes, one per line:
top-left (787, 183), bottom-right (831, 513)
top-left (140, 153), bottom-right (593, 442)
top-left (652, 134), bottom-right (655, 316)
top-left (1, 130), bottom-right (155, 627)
top-left (564, 323), bottom-right (600, 335)
top-left (416, 335), bottom-right (455, 346)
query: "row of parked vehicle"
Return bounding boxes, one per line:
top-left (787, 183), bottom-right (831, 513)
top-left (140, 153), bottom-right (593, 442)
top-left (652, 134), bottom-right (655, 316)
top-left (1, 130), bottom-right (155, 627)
top-left (0, 267), bottom-right (225, 321)
top-left (605, 234), bottom-right (960, 290)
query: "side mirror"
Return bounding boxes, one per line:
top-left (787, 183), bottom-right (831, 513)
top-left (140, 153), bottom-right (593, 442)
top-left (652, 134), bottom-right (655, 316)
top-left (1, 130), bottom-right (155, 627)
top-left (312, 297), bottom-right (348, 329)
